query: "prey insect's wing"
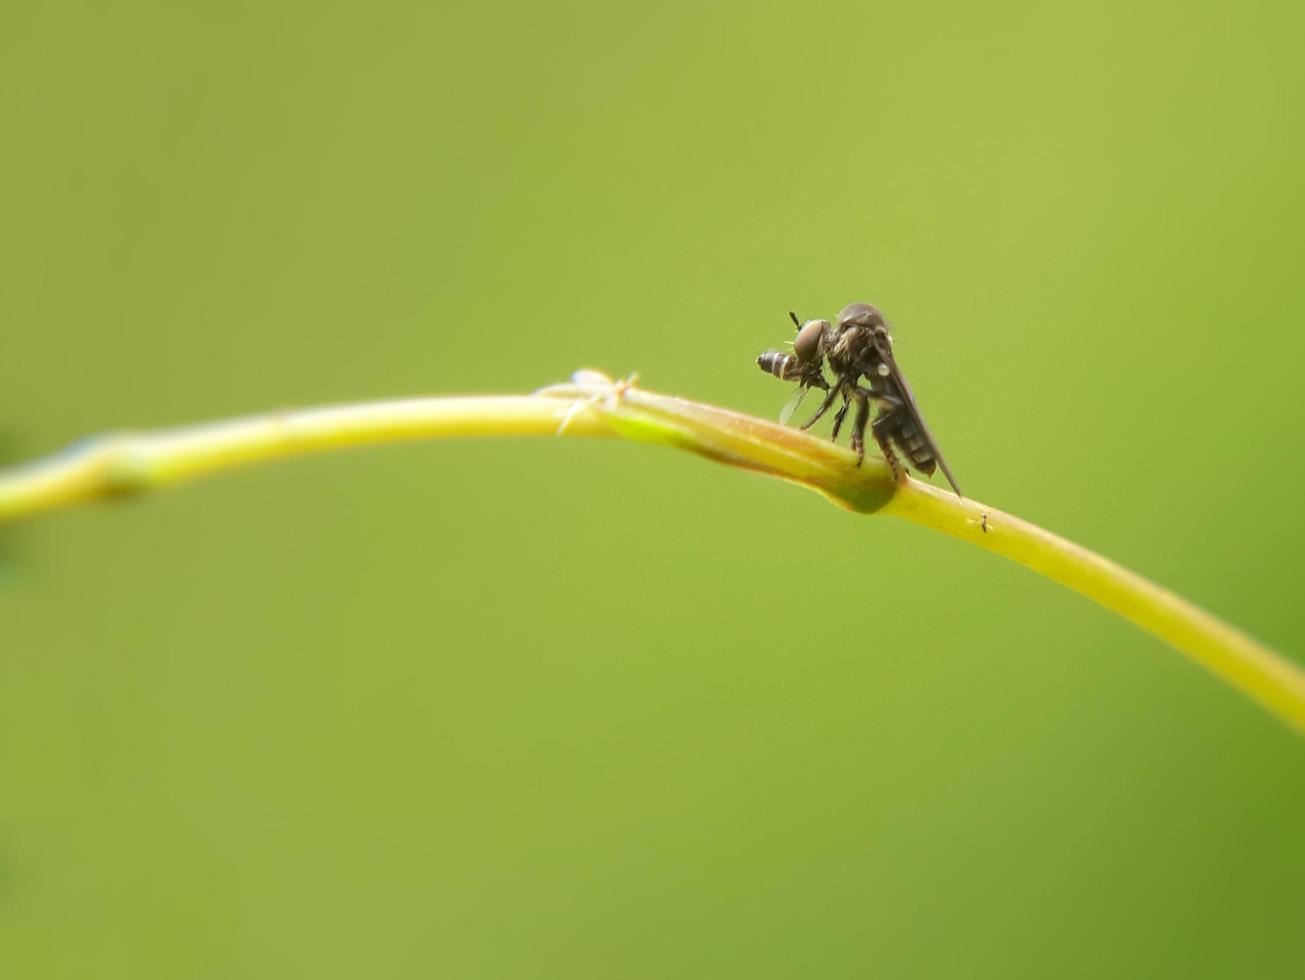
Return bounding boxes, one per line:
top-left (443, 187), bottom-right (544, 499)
top-left (877, 347), bottom-right (963, 497)
top-left (779, 384), bottom-right (809, 425)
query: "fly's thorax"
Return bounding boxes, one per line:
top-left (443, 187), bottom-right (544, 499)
top-left (836, 303), bottom-right (895, 359)
top-left (837, 302), bottom-right (886, 331)
top-left (870, 324), bottom-right (895, 360)
top-left (828, 324), bottom-right (872, 371)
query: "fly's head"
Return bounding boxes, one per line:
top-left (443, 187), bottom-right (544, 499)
top-left (792, 311), bottom-right (833, 371)
top-left (756, 312), bottom-right (832, 389)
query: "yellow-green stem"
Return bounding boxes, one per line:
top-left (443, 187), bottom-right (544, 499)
top-left (2, 372), bottom-right (1301, 735)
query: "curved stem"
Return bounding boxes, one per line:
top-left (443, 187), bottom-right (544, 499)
top-left (2, 372), bottom-right (1301, 734)
top-left (882, 482), bottom-right (1305, 733)
top-left (0, 395), bottom-right (609, 520)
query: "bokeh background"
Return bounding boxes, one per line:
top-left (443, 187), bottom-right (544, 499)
top-left (4, 1), bottom-right (1305, 977)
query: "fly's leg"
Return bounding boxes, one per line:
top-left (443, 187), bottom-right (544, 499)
top-left (800, 383), bottom-right (842, 430)
top-left (849, 395), bottom-right (871, 466)
top-left (871, 410), bottom-right (905, 482)
top-left (830, 396), bottom-right (851, 442)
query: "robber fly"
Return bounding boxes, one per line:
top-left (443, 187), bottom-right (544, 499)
top-left (756, 302), bottom-right (962, 497)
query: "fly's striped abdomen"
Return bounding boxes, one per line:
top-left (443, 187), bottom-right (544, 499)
top-left (889, 414), bottom-right (937, 476)
top-left (757, 350), bottom-right (802, 381)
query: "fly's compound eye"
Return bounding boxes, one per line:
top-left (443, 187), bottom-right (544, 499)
top-left (793, 319), bottom-right (829, 363)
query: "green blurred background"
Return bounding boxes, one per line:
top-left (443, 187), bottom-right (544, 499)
top-left (3, 1), bottom-right (1305, 976)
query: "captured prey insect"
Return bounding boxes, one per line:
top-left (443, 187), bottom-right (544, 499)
top-left (757, 312), bottom-right (832, 424)
top-left (756, 302), bottom-right (962, 497)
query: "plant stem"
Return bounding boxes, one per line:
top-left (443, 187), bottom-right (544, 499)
top-left (2, 371), bottom-right (1301, 734)
top-left (883, 483), bottom-right (1305, 733)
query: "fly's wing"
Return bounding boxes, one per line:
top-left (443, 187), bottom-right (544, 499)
top-left (877, 347), bottom-right (963, 497)
top-left (779, 384), bottom-right (809, 425)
